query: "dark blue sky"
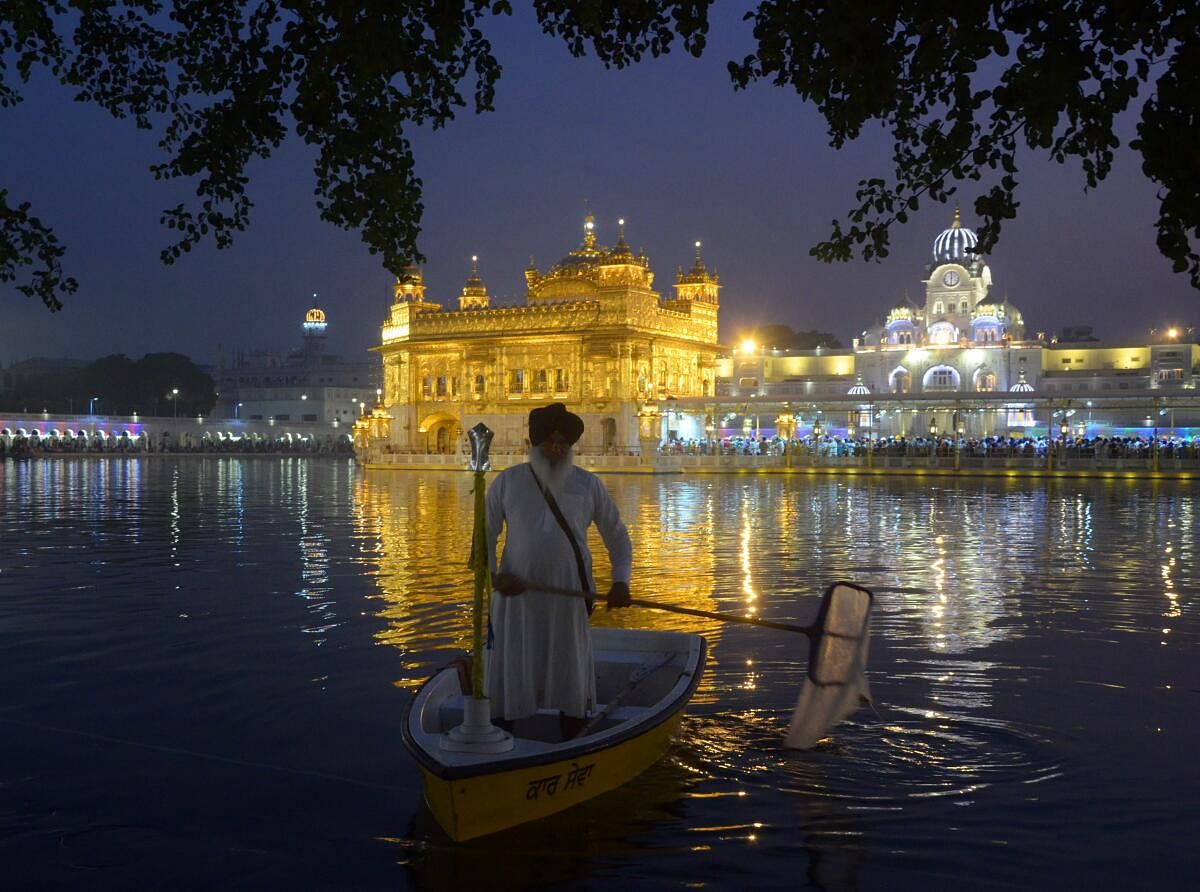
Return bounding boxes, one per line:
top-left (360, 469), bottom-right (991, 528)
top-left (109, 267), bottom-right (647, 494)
top-left (2, 6), bottom-right (1195, 366)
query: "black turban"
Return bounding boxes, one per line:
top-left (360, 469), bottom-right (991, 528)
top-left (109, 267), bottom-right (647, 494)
top-left (528, 403), bottom-right (584, 446)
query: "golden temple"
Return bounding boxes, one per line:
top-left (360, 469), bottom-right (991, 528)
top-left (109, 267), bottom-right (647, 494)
top-left (373, 215), bottom-right (721, 454)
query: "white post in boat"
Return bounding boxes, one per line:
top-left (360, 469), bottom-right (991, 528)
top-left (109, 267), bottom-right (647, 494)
top-left (442, 422), bottom-right (513, 754)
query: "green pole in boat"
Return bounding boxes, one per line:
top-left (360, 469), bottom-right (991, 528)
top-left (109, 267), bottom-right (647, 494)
top-left (467, 423), bottom-right (493, 700)
top-left (441, 423), bottom-right (513, 754)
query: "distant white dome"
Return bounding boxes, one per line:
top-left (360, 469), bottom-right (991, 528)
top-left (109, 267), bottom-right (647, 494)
top-left (932, 208), bottom-right (979, 264)
top-left (847, 376), bottom-right (870, 396)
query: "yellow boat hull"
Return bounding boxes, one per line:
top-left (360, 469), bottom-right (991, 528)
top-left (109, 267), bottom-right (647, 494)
top-left (419, 695), bottom-right (689, 841)
top-left (404, 628), bottom-right (706, 842)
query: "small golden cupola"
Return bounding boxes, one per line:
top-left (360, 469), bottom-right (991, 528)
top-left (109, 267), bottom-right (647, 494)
top-left (458, 255), bottom-right (490, 310)
top-left (303, 298), bottom-right (327, 335)
top-left (610, 218), bottom-right (633, 261)
top-left (393, 264), bottom-right (428, 304)
top-left (301, 295), bottom-right (328, 357)
top-left (673, 240), bottom-right (720, 305)
top-left (582, 212), bottom-right (598, 250)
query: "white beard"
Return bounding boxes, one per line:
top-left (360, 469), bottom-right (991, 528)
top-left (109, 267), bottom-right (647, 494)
top-left (527, 445), bottom-right (574, 498)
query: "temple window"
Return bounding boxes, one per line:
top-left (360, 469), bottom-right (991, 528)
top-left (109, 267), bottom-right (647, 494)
top-left (960, 300), bottom-right (968, 313)
top-left (976, 371), bottom-right (997, 392)
top-left (935, 300), bottom-right (944, 315)
top-left (927, 368), bottom-right (958, 390)
top-left (473, 374), bottom-right (485, 395)
top-left (422, 376), bottom-right (432, 397)
top-left (509, 369), bottom-right (524, 393)
top-left (436, 376), bottom-right (447, 397)
top-left (533, 369), bottom-right (548, 393)
top-left (554, 368), bottom-right (568, 392)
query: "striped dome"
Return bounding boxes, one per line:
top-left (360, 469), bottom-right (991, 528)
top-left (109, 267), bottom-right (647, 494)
top-left (932, 208), bottom-right (978, 263)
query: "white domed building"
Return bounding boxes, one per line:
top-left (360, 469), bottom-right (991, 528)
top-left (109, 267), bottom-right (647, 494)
top-left (855, 210), bottom-right (1040, 398)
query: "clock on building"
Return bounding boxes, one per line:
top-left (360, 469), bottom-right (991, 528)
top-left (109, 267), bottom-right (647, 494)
top-left (943, 270), bottom-right (960, 287)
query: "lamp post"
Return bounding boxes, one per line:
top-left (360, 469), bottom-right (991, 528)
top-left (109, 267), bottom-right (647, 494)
top-left (235, 402), bottom-right (243, 420)
top-left (88, 396), bottom-right (99, 415)
top-left (170, 388), bottom-right (179, 419)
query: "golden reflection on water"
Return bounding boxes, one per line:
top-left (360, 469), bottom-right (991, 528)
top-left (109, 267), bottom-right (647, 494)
top-left (740, 500), bottom-right (757, 616)
top-left (346, 471), bottom-right (1197, 711)
top-left (353, 470), bottom-right (727, 699)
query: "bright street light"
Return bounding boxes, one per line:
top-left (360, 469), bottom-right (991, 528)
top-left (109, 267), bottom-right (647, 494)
top-left (169, 387), bottom-right (180, 419)
top-left (89, 396), bottom-right (99, 415)
top-left (235, 402), bottom-right (243, 419)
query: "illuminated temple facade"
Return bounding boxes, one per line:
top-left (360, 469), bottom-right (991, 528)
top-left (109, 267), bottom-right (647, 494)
top-left (369, 211), bottom-right (1197, 451)
top-left (374, 216), bottom-right (722, 452)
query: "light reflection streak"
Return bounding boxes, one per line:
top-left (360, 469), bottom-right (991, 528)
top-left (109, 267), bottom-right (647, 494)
top-left (740, 499), bottom-right (757, 616)
top-left (169, 465), bottom-right (180, 562)
top-left (291, 459), bottom-right (336, 647)
top-left (217, 459), bottom-right (245, 547)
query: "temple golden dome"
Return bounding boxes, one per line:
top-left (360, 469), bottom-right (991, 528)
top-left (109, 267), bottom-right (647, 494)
top-left (459, 255), bottom-right (490, 310)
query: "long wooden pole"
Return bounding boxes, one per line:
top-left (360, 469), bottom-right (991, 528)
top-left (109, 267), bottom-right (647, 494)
top-left (528, 580), bottom-right (818, 639)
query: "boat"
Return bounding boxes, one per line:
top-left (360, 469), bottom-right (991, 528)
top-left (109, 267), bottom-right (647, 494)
top-left (402, 626), bottom-right (707, 842)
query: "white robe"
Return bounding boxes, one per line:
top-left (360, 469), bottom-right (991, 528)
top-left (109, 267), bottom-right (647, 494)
top-left (485, 459), bottom-right (632, 720)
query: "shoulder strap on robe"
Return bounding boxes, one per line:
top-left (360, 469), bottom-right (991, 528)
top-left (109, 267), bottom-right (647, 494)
top-left (528, 464), bottom-right (594, 615)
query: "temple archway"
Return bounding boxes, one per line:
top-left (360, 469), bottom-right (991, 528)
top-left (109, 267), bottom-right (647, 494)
top-left (419, 411), bottom-right (461, 455)
top-left (601, 417), bottom-right (617, 453)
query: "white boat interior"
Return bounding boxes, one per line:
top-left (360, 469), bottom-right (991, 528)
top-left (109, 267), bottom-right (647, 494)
top-left (409, 628), bottom-right (705, 769)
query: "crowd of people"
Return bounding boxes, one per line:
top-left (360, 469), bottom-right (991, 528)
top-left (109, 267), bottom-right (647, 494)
top-left (1, 430), bottom-right (354, 457)
top-left (658, 434), bottom-right (1200, 461)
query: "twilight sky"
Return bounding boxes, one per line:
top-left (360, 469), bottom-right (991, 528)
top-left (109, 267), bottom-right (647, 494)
top-left (1, 6), bottom-right (1196, 367)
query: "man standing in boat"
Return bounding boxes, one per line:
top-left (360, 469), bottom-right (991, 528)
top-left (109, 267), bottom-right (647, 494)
top-left (487, 402), bottom-right (633, 739)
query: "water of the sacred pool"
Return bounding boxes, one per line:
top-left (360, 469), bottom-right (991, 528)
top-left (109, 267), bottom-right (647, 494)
top-left (1, 457), bottom-right (1195, 888)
